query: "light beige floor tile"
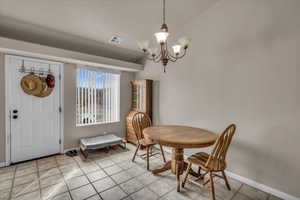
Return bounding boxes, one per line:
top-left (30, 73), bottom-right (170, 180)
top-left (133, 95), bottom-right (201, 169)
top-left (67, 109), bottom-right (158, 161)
top-left (122, 197), bottom-right (133, 200)
top-left (12, 181), bottom-right (40, 198)
top-left (86, 194), bottom-right (101, 200)
top-left (103, 165), bottom-right (123, 175)
top-left (0, 190), bottom-right (10, 200)
top-left (70, 184), bottom-right (96, 200)
top-left (92, 177), bottom-right (116, 193)
top-left (161, 190), bottom-right (191, 200)
top-left (39, 168), bottom-right (61, 179)
top-left (14, 173), bottom-right (38, 187)
top-left (96, 159), bottom-right (115, 168)
top-left (56, 158), bottom-right (75, 166)
top-left (117, 160), bottom-right (136, 170)
top-left (86, 170), bottom-right (107, 182)
top-left (100, 186), bottom-right (127, 200)
top-left (51, 192), bottom-right (72, 200)
top-left (126, 166), bottom-right (146, 177)
top-left (231, 192), bottom-right (252, 200)
top-left (120, 178), bottom-right (144, 195)
top-left (148, 179), bottom-right (174, 196)
top-left (59, 164), bottom-right (83, 179)
top-left (130, 188), bottom-right (158, 200)
top-left (136, 172), bottom-right (159, 185)
top-left (37, 157), bottom-right (56, 165)
top-left (239, 184), bottom-right (269, 200)
top-left (0, 166), bottom-right (16, 174)
top-left (66, 175), bottom-right (89, 190)
top-left (40, 174), bottom-right (64, 188)
top-left (0, 171), bottom-right (14, 181)
top-left (38, 162), bottom-right (57, 171)
top-left (15, 167), bottom-right (37, 177)
top-left (16, 161), bottom-right (37, 170)
top-left (0, 179), bottom-right (13, 190)
top-left (41, 182), bottom-right (68, 200)
top-left (111, 171), bottom-right (133, 184)
top-left (12, 190), bottom-right (40, 200)
top-left (80, 163), bottom-right (101, 174)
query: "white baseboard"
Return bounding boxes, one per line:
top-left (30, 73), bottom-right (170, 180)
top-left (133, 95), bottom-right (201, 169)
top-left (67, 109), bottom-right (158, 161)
top-left (162, 148), bottom-right (299, 200)
top-left (226, 171), bottom-right (299, 200)
top-left (0, 162), bottom-right (6, 168)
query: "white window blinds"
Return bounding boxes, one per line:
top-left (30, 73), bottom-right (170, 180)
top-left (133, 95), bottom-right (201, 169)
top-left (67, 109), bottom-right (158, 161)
top-left (76, 68), bottom-right (120, 126)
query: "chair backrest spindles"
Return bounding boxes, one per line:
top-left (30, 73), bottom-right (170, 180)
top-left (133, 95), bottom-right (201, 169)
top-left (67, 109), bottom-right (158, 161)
top-left (205, 124), bottom-right (236, 169)
top-left (132, 112), bottom-right (152, 143)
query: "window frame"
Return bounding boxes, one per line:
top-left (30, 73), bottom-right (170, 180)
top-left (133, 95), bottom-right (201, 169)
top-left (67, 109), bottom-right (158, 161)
top-left (75, 67), bottom-right (121, 127)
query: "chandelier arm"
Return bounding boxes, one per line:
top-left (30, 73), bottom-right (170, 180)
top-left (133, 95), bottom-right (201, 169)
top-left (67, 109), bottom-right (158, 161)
top-left (168, 56), bottom-right (177, 62)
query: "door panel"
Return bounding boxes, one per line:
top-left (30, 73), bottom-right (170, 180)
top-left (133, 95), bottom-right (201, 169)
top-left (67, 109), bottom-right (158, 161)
top-left (7, 55), bottom-right (62, 163)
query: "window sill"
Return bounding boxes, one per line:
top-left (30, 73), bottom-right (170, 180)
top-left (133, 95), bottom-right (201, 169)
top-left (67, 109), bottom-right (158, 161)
top-left (76, 121), bottom-right (120, 127)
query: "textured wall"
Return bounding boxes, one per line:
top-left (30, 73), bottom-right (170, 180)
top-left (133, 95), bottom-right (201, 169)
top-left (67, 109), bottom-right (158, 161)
top-left (136, 0), bottom-right (300, 197)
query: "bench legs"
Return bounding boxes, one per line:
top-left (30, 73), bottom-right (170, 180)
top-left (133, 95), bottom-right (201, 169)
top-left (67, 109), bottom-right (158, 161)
top-left (80, 145), bottom-right (88, 159)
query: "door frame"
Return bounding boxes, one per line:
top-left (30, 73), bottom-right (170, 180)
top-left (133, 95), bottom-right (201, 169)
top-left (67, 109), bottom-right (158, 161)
top-left (5, 55), bottom-right (64, 166)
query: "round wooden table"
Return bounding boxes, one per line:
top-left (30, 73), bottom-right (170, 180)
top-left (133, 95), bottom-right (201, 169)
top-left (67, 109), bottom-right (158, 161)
top-left (143, 125), bottom-right (217, 192)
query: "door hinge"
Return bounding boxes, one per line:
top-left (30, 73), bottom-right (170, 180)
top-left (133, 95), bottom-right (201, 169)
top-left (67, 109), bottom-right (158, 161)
top-left (59, 74), bottom-right (61, 80)
top-left (59, 139), bottom-right (61, 144)
top-left (59, 107), bottom-right (62, 113)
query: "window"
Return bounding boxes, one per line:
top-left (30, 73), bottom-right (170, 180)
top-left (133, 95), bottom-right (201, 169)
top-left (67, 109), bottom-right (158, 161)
top-left (76, 68), bottom-right (120, 126)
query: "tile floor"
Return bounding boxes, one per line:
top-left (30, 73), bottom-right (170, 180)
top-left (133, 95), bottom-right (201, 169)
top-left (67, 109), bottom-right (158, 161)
top-left (0, 144), bottom-right (282, 200)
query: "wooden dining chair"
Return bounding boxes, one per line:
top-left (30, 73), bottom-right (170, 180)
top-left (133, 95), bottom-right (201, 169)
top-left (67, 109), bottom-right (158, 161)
top-left (181, 124), bottom-right (236, 200)
top-left (131, 112), bottom-right (166, 170)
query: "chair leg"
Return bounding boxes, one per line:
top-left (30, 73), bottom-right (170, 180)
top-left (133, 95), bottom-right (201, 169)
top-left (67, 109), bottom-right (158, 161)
top-left (159, 144), bottom-right (166, 163)
top-left (222, 171), bottom-right (231, 191)
top-left (209, 171), bottom-right (216, 200)
top-left (146, 146), bottom-right (150, 171)
top-left (182, 162), bottom-right (192, 188)
top-left (198, 166), bottom-right (201, 176)
top-left (132, 144), bottom-right (140, 162)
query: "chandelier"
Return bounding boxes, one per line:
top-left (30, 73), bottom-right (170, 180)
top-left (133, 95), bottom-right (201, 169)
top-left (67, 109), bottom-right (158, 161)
top-left (138, 0), bottom-right (190, 72)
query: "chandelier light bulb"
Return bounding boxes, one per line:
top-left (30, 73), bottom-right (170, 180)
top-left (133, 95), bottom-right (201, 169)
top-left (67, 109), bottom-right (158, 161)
top-left (172, 45), bottom-right (181, 55)
top-left (178, 36), bottom-right (191, 49)
top-left (154, 32), bottom-right (169, 44)
top-left (137, 40), bottom-right (150, 51)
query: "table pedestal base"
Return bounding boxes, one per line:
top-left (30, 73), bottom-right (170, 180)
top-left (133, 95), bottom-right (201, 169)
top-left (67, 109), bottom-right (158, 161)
top-left (151, 148), bottom-right (199, 192)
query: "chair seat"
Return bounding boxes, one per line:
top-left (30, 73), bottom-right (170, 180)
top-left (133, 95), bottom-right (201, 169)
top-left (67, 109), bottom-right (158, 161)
top-left (138, 138), bottom-right (156, 146)
top-left (187, 152), bottom-right (226, 171)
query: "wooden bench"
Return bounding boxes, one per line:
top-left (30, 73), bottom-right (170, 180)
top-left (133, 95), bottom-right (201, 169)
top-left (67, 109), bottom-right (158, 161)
top-left (80, 134), bottom-right (126, 158)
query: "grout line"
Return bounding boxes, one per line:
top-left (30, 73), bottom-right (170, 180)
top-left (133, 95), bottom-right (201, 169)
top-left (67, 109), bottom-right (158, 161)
top-left (8, 165), bottom-right (17, 200)
top-left (35, 160), bottom-right (42, 199)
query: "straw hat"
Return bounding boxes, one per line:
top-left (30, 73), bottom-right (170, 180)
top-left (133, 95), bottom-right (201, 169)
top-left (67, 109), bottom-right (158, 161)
top-left (20, 74), bottom-right (43, 96)
top-left (35, 77), bottom-right (53, 98)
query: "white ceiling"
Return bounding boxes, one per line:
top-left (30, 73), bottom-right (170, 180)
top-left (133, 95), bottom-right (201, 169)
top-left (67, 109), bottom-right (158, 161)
top-left (0, 0), bottom-right (219, 62)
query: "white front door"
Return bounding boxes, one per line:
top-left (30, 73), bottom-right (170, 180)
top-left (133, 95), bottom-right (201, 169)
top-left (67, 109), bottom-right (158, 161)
top-left (6, 55), bottom-right (62, 163)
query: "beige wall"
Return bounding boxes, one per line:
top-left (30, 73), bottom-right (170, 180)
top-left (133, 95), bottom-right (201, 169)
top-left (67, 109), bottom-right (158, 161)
top-left (64, 63), bottom-right (133, 149)
top-left (0, 54), bottom-right (5, 163)
top-left (0, 55), bottom-right (133, 163)
top-left (136, 0), bottom-right (300, 197)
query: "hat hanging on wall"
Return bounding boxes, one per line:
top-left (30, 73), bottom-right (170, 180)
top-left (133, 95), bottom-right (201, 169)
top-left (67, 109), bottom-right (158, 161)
top-left (46, 74), bottom-right (55, 88)
top-left (35, 77), bottom-right (53, 97)
top-left (20, 74), bottom-right (43, 96)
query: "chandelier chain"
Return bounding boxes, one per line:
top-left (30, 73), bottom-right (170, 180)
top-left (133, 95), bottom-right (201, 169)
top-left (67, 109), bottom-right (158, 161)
top-left (163, 0), bottom-right (166, 24)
